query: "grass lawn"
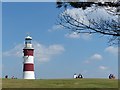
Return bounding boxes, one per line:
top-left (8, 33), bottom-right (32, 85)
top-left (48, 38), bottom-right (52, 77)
top-left (2, 78), bottom-right (118, 88)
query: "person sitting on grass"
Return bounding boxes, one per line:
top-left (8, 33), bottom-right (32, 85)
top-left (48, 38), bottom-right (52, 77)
top-left (78, 74), bottom-right (83, 79)
top-left (73, 73), bottom-right (78, 79)
top-left (5, 75), bottom-right (8, 79)
top-left (109, 74), bottom-right (115, 79)
top-left (11, 76), bottom-right (14, 79)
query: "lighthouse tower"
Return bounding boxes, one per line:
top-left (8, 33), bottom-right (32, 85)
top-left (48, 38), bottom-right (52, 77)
top-left (23, 35), bottom-right (35, 79)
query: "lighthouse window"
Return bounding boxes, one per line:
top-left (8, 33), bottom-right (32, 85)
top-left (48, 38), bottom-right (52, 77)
top-left (25, 40), bottom-right (31, 44)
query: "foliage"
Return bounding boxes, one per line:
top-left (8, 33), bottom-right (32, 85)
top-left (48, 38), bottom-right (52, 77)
top-left (56, 1), bottom-right (120, 45)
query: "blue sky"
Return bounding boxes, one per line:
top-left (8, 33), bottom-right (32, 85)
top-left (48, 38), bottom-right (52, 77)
top-left (2, 2), bottom-right (118, 79)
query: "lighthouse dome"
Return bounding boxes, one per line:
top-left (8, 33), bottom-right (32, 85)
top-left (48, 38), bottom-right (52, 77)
top-left (25, 36), bottom-right (32, 40)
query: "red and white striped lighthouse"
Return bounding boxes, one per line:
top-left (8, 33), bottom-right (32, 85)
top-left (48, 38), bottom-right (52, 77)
top-left (23, 35), bottom-right (35, 79)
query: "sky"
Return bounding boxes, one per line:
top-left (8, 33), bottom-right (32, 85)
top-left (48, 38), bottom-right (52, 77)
top-left (2, 2), bottom-right (118, 79)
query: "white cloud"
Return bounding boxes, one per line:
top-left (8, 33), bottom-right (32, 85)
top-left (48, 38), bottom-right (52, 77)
top-left (3, 44), bottom-right (23, 57)
top-left (62, 8), bottom-right (89, 26)
top-left (105, 46), bottom-right (118, 55)
top-left (48, 25), bottom-right (63, 32)
top-left (84, 53), bottom-right (102, 64)
top-left (91, 53), bottom-right (103, 60)
top-left (99, 66), bottom-right (108, 70)
top-left (65, 32), bottom-right (80, 39)
top-left (81, 33), bottom-right (92, 40)
top-left (98, 0), bottom-right (117, 2)
top-left (65, 32), bottom-right (92, 40)
top-left (62, 7), bottom-right (110, 27)
top-left (33, 41), bottom-right (65, 62)
top-left (3, 41), bottom-right (65, 62)
top-left (61, 8), bottom-right (93, 40)
top-left (87, 0), bottom-right (117, 2)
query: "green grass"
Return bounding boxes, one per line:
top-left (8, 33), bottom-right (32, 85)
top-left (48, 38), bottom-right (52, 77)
top-left (2, 78), bottom-right (118, 88)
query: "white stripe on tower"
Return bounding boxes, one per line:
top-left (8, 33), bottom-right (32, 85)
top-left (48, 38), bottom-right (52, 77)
top-left (23, 35), bottom-right (35, 79)
top-left (24, 56), bottom-right (34, 63)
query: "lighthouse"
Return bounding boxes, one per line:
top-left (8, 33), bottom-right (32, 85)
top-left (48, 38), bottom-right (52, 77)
top-left (23, 35), bottom-right (35, 79)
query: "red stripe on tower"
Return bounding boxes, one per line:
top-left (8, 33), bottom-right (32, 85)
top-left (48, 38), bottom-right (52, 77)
top-left (23, 35), bottom-right (35, 79)
top-left (23, 49), bottom-right (34, 56)
top-left (23, 64), bottom-right (34, 71)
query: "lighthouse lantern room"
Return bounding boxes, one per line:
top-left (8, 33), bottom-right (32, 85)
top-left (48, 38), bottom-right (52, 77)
top-left (23, 35), bottom-right (35, 79)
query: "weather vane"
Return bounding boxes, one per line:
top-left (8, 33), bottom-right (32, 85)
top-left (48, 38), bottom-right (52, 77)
top-left (26, 32), bottom-right (30, 36)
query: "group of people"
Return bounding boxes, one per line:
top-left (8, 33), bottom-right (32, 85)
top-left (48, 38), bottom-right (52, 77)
top-left (5, 74), bottom-right (115, 79)
top-left (73, 73), bottom-right (83, 79)
top-left (73, 73), bottom-right (115, 79)
top-left (109, 74), bottom-right (115, 79)
top-left (5, 75), bottom-right (17, 79)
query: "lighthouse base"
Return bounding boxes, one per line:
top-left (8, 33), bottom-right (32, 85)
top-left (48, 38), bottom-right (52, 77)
top-left (23, 71), bottom-right (35, 79)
